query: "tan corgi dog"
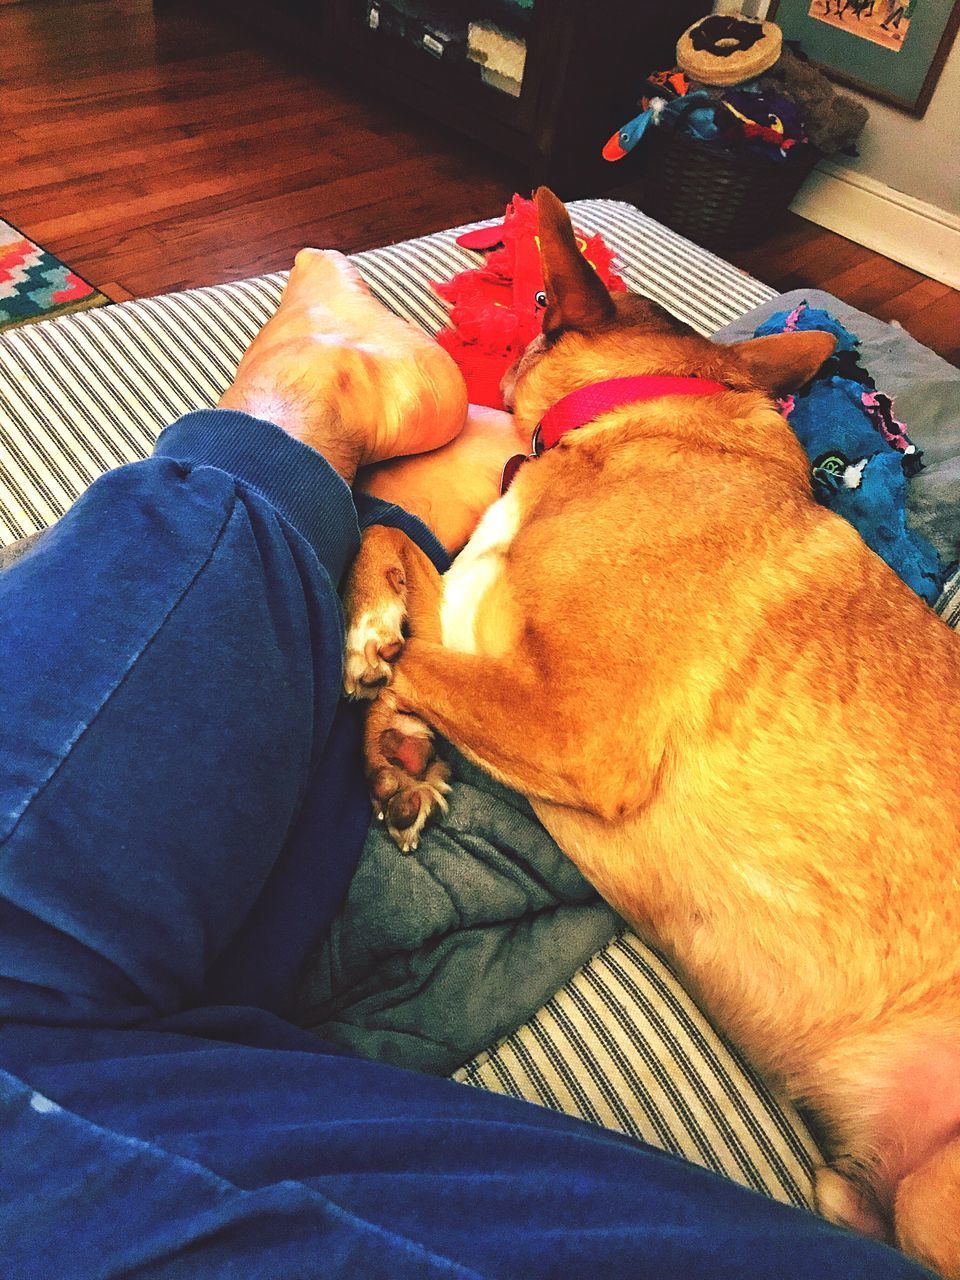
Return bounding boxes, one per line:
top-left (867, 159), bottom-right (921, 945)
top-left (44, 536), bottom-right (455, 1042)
top-left (343, 188), bottom-right (960, 1276)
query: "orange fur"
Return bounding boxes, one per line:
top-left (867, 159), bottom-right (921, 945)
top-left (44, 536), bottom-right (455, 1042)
top-left (344, 189), bottom-right (960, 1274)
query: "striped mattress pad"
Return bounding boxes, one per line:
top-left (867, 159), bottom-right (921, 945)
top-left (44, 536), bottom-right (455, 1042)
top-left (0, 200), bottom-right (825, 1209)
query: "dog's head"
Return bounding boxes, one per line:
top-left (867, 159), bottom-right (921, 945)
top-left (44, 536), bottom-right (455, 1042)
top-left (504, 188), bottom-right (836, 432)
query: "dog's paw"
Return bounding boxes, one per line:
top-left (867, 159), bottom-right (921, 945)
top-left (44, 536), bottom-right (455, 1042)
top-left (374, 759), bottom-right (452, 853)
top-left (367, 712), bottom-right (451, 851)
top-left (343, 596), bottom-right (407, 700)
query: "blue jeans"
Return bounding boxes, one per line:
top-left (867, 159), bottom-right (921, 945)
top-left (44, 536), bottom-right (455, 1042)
top-left (0, 410), bottom-right (931, 1278)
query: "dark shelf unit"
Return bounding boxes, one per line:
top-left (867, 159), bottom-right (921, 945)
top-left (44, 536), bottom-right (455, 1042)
top-left (322, 0), bottom-right (710, 197)
top-left (327, 3), bottom-right (545, 144)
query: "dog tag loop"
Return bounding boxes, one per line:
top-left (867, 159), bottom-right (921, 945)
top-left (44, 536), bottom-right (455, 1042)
top-left (500, 423), bottom-right (546, 495)
top-left (500, 452), bottom-right (530, 495)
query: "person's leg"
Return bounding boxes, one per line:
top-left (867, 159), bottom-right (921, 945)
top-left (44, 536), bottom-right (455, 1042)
top-left (0, 409), bottom-right (370, 1026)
top-left (0, 417), bottom-right (932, 1279)
top-left (0, 1018), bottom-right (934, 1280)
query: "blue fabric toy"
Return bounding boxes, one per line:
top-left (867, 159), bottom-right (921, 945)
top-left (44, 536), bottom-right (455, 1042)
top-left (757, 302), bottom-right (944, 604)
top-left (601, 91), bottom-right (717, 161)
top-left (755, 302), bottom-right (861, 351)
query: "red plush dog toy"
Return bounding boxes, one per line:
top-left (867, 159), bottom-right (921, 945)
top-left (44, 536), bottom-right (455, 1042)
top-left (434, 194), bottom-right (626, 409)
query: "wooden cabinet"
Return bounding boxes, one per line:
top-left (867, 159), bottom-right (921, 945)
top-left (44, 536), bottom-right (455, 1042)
top-left (322, 0), bottom-right (711, 197)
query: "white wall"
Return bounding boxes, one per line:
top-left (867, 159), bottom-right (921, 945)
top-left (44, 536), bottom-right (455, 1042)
top-left (834, 41), bottom-right (960, 213)
top-left (788, 38), bottom-right (960, 286)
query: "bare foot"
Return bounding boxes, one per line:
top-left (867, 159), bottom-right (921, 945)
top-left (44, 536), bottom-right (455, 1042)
top-left (220, 249), bottom-right (469, 478)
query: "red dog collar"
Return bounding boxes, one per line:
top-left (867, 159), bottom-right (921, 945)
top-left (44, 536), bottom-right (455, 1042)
top-left (501, 375), bottom-right (728, 493)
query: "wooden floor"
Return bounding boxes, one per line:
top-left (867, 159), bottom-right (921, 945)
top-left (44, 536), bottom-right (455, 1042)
top-left (6, 0), bottom-right (959, 365)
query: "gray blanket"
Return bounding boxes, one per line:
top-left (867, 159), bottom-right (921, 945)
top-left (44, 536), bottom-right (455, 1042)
top-left (293, 746), bottom-right (619, 1075)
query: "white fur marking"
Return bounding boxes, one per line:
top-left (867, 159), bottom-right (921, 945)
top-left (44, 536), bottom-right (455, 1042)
top-left (440, 493), bottom-right (520, 654)
top-left (343, 601), bottom-right (406, 696)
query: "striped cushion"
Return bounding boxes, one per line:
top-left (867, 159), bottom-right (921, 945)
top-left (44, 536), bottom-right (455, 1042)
top-left (453, 931), bottom-right (822, 1210)
top-left (938, 572), bottom-right (960, 630)
top-left (0, 199), bottom-right (774, 545)
top-left (0, 198), bottom-right (820, 1209)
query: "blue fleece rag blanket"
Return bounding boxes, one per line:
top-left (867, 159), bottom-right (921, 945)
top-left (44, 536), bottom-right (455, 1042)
top-left (755, 301), bottom-right (945, 604)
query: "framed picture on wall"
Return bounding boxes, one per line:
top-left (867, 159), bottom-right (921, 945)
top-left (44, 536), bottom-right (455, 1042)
top-left (768, 0), bottom-right (960, 114)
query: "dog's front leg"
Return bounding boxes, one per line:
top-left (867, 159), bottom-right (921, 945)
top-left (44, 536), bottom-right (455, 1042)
top-left (342, 523), bottom-right (442, 698)
top-left (388, 641), bottom-right (652, 822)
top-left (345, 528), bottom-right (661, 846)
top-left (343, 524), bottom-right (452, 849)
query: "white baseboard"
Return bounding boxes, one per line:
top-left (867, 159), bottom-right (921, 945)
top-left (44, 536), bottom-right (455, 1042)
top-left (789, 160), bottom-right (960, 290)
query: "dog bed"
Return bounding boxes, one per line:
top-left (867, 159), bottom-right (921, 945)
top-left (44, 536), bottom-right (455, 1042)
top-left (2, 200), bottom-right (957, 1217)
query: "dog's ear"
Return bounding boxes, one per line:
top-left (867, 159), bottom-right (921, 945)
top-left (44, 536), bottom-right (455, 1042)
top-left (535, 187), bottom-right (616, 338)
top-left (728, 330), bottom-right (837, 396)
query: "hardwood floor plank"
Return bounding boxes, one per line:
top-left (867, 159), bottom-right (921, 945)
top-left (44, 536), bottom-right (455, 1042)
top-left (98, 281), bottom-right (137, 302)
top-left (17, 119), bottom-right (448, 229)
top-left (730, 219), bottom-right (872, 289)
top-left (904, 290), bottom-right (960, 366)
top-left (872, 278), bottom-right (953, 323)
top-left (815, 256), bottom-right (927, 314)
top-left (28, 135), bottom-right (487, 265)
top-left (4, 0), bottom-right (957, 366)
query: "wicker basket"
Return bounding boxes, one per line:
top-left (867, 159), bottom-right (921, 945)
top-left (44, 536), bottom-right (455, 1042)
top-left (639, 127), bottom-right (820, 251)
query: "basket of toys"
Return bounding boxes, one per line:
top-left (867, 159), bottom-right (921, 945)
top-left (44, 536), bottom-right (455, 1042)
top-left (640, 125), bottom-right (821, 249)
top-left (603, 15), bottom-right (869, 251)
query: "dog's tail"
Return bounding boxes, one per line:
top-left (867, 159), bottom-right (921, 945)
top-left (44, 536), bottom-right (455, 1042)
top-left (895, 1133), bottom-right (960, 1277)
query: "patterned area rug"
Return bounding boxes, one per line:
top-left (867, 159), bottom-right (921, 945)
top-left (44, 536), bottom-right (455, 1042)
top-left (0, 218), bottom-right (110, 332)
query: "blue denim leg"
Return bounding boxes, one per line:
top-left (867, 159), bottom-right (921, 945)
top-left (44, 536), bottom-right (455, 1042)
top-left (0, 412), bottom-right (366, 1026)
top-left (0, 1020), bottom-right (934, 1280)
